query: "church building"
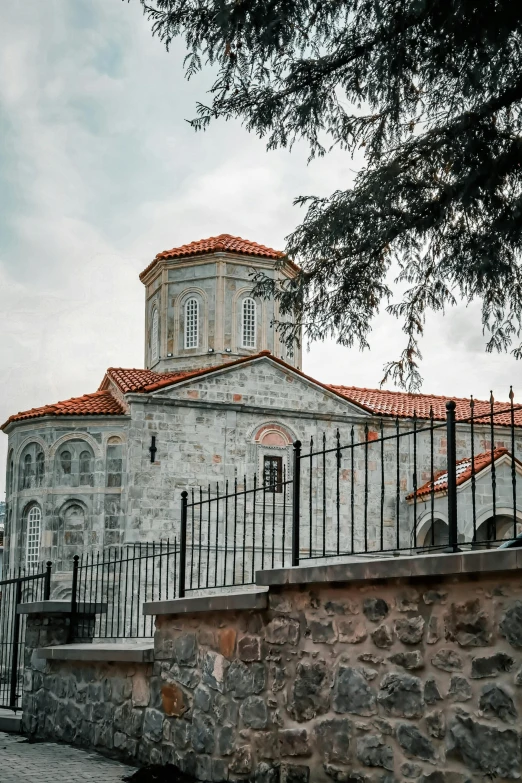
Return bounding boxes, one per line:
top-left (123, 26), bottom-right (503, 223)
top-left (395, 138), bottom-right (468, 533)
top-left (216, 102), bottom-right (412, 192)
top-left (3, 234), bottom-right (522, 587)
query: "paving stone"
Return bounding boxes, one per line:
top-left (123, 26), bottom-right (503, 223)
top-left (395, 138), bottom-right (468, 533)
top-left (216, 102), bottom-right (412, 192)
top-left (0, 730), bottom-right (135, 782)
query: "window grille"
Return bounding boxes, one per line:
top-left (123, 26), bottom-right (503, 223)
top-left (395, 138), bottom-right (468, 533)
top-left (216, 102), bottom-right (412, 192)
top-left (263, 455), bottom-right (283, 493)
top-left (151, 308), bottom-right (159, 363)
top-left (185, 298), bottom-right (199, 349)
top-left (242, 297), bottom-right (256, 348)
top-left (25, 505), bottom-right (41, 568)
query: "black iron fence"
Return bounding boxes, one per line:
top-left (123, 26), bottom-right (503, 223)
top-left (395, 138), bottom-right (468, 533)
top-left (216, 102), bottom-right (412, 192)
top-left (176, 393), bottom-right (522, 593)
top-left (0, 562), bottom-right (51, 709)
top-left (180, 472), bottom-right (292, 595)
top-left (71, 541), bottom-right (177, 640)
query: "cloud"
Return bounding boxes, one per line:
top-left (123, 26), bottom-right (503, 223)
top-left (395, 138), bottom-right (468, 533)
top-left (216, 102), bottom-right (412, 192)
top-left (0, 0), bottom-right (520, 495)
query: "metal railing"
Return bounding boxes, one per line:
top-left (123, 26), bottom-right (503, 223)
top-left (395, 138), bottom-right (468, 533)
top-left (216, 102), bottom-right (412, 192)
top-left (179, 473), bottom-right (292, 597)
top-left (0, 562), bottom-right (51, 709)
top-left (71, 541), bottom-right (178, 640)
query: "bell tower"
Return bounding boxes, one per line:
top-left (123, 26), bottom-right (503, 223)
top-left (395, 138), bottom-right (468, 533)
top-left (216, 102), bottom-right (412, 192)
top-left (139, 234), bottom-right (302, 373)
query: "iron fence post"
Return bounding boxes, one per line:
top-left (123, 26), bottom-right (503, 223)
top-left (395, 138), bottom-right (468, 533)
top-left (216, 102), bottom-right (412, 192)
top-left (292, 440), bottom-right (302, 567)
top-left (68, 555), bottom-right (79, 643)
top-left (179, 491), bottom-right (188, 598)
top-left (9, 579), bottom-right (23, 709)
top-left (446, 401), bottom-right (460, 552)
top-left (44, 561), bottom-right (52, 601)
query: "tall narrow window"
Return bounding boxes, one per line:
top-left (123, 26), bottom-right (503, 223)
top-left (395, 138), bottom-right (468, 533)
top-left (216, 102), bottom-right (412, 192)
top-left (79, 451), bottom-right (93, 486)
top-left (7, 453), bottom-right (14, 495)
top-left (60, 450), bottom-right (72, 475)
top-left (242, 297), bottom-right (256, 349)
top-left (151, 307), bottom-right (159, 363)
top-left (263, 455), bottom-right (283, 493)
top-left (23, 454), bottom-right (33, 489)
top-left (107, 441), bottom-right (123, 488)
top-left (185, 298), bottom-right (199, 349)
top-left (35, 451), bottom-right (45, 487)
top-left (25, 504), bottom-right (42, 568)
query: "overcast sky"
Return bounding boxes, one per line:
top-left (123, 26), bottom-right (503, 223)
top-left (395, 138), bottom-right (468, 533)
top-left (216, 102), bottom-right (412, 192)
top-left (1, 0), bottom-right (521, 495)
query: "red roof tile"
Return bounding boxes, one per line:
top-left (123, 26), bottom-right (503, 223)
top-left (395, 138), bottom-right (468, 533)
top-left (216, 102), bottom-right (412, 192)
top-left (1, 391), bottom-right (125, 430)
top-left (140, 234), bottom-right (287, 281)
top-left (104, 367), bottom-right (195, 394)
top-left (407, 448), bottom-right (516, 499)
top-left (328, 385), bottom-right (522, 425)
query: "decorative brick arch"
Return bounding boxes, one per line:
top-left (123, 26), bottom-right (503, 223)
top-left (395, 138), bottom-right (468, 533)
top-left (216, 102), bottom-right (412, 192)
top-left (252, 422), bottom-right (296, 447)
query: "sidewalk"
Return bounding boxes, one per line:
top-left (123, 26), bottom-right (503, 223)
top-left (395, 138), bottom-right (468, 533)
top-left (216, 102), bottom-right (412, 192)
top-left (0, 731), bottom-right (136, 782)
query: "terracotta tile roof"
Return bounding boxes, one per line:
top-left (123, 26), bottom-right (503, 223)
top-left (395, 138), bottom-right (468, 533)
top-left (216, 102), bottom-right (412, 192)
top-left (328, 385), bottom-right (522, 425)
top-left (104, 367), bottom-right (195, 394)
top-left (1, 390), bottom-right (125, 430)
top-left (140, 234), bottom-right (287, 281)
top-left (407, 447), bottom-right (516, 499)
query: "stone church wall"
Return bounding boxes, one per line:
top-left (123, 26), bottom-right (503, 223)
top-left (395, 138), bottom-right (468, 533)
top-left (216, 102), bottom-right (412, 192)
top-left (23, 564), bottom-right (522, 781)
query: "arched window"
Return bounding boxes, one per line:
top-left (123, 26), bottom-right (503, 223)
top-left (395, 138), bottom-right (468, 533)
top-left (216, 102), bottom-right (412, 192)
top-left (242, 297), bottom-right (256, 349)
top-left (25, 504), bottom-right (42, 568)
top-left (107, 439), bottom-right (123, 488)
top-left (184, 298), bottom-right (199, 349)
top-left (60, 450), bottom-right (72, 476)
top-left (35, 452), bottom-right (45, 488)
top-left (151, 307), bottom-right (159, 363)
top-left (23, 454), bottom-right (33, 489)
top-left (79, 451), bottom-right (93, 487)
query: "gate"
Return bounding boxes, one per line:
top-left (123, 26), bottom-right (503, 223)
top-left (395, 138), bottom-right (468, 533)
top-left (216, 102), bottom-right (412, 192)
top-left (0, 563), bottom-right (51, 710)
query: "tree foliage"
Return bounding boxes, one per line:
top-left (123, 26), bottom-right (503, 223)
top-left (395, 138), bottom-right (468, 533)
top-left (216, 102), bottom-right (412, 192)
top-left (136, 0), bottom-right (522, 389)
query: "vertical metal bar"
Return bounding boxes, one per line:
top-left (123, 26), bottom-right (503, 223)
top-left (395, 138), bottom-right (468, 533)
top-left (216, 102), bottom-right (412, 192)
top-left (216, 484), bottom-right (221, 588)
top-left (251, 474), bottom-right (257, 581)
top-left (198, 487), bottom-right (203, 589)
top-left (262, 475), bottom-right (266, 569)
top-left (380, 419), bottom-right (385, 551)
top-left (510, 386), bottom-right (517, 539)
top-left (336, 429), bottom-right (341, 555)
top-left (166, 538), bottom-right (170, 601)
top-left (396, 416), bottom-right (400, 549)
top-left (350, 426), bottom-right (355, 553)
top-left (174, 537), bottom-right (178, 598)
top-left (100, 550), bottom-right (107, 638)
top-left (271, 473), bottom-right (276, 570)
top-left (123, 548), bottom-right (129, 639)
top-left (413, 411), bottom-right (418, 548)
top-left (322, 432), bottom-right (326, 557)
top-left (206, 484), bottom-right (211, 589)
top-left (490, 391), bottom-right (497, 542)
top-left (291, 440), bottom-right (302, 567)
top-left (190, 492), bottom-right (195, 590)
top-left (430, 406), bottom-right (435, 545)
top-left (470, 396), bottom-right (477, 542)
top-left (68, 555), bottom-right (79, 643)
top-left (117, 547), bottom-right (123, 638)
top-left (233, 478), bottom-right (238, 584)
top-left (244, 477), bottom-right (249, 581)
top-left (9, 579), bottom-right (23, 709)
top-left (179, 491), bottom-right (188, 598)
top-left (364, 423), bottom-right (369, 552)
top-left (309, 436), bottom-right (313, 557)
top-left (224, 481), bottom-right (229, 586)
top-left (282, 466), bottom-right (287, 566)
top-left (446, 401), bottom-right (459, 552)
top-left (44, 561), bottom-right (52, 600)
top-left (143, 542), bottom-right (149, 637)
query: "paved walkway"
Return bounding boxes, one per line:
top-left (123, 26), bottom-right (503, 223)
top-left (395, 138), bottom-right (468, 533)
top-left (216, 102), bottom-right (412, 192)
top-left (0, 731), bottom-right (136, 782)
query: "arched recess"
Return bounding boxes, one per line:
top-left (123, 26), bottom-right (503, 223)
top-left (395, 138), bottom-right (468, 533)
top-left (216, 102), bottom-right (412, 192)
top-left (232, 287), bottom-right (265, 353)
top-left (106, 436), bottom-right (124, 487)
top-left (251, 422), bottom-right (296, 496)
top-left (59, 499), bottom-right (88, 550)
top-left (54, 439), bottom-right (95, 488)
top-left (175, 287), bottom-right (208, 353)
top-left (474, 508), bottom-right (522, 543)
top-left (18, 442), bottom-right (45, 491)
top-left (49, 432), bottom-right (101, 459)
top-left (7, 449), bottom-right (14, 497)
top-left (22, 501), bottom-right (42, 568)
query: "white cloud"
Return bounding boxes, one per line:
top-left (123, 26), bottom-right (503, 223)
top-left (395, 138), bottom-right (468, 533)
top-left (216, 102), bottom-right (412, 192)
top-left (0, 0), bottom-right (521, 496)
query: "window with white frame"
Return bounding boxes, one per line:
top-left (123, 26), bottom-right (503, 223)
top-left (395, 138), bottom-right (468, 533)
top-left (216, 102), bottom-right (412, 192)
top-left (184, 298), bottom-right (199, 349)
top-left (242, 297), bottom-right (256, 349)
top-left (25, 504), bottom-right (41, 568)
top-left (151, 307), bottom-right (159, 363)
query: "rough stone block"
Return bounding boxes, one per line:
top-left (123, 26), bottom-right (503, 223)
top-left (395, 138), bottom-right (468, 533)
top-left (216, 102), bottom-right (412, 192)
top-left (333, 666), bottom-right (376, 716)
top-left (288, 660), bottom-right (330, 722)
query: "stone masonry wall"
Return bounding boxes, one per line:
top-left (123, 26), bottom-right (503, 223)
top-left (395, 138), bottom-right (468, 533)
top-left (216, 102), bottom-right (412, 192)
top-left (23, 571), bottom-right (522, 782)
